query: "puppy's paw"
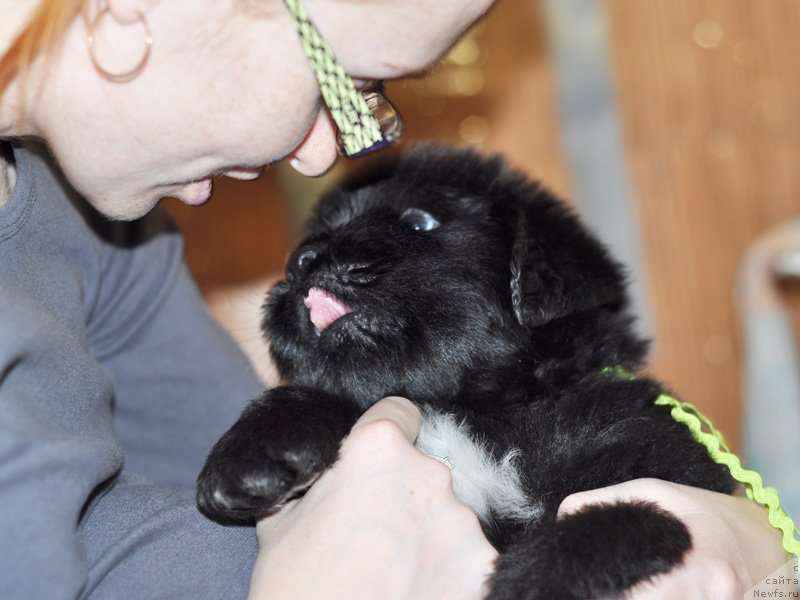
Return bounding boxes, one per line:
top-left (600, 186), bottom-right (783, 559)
top-left (489, 500), bottom-right (691, 600)
top-left (197, 386), bottom-right (359, 524)
top-left (197, 435), bottom-right (324, 524)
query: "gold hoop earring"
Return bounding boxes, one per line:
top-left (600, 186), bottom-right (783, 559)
top-left (87, 7), bottom-right (153, 83)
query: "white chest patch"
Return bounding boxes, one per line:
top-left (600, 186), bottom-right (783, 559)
top-left (415, 408), bottom-right (542, 524)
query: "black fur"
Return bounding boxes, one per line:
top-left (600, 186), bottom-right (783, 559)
top-left (197, 146), bottom-right (735, 599)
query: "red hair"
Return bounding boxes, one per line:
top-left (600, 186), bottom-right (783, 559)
top-left (0, 1), bottom-right (85, 92)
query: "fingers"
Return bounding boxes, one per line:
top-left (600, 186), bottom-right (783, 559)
top-left (253, 397), bottom-right (493, 600)
top-left (329, 396), bottom-right (427, 482)
top-left (259, 396), bottom-right (422, 537)
top-left (557, 480), bottom-right (793, 598)
top-left (349, 396), bottom-right (422, 443)
top-left (557, 478), bottom-right (677, 517)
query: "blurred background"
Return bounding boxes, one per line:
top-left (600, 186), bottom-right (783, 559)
top-left (163, 0), bottom-right (800, 501)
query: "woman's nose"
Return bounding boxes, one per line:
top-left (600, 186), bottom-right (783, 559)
top-left (288, 109), bottom-right (338, 177)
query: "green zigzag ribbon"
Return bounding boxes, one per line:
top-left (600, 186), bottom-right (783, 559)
top-left (606, 366), bottom-right (800, 557)
top-left (654, 393), bottom-right (800, 557)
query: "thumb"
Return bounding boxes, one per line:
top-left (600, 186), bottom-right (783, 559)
top-left (349, 396), bottom-right (422, 444)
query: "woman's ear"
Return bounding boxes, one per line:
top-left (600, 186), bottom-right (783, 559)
top-left (509, 194), bottom-right (629, 329)
top-left (104, 0), bottom-right (159, 24)
top-left (85, 0), bottom-right (159, 82)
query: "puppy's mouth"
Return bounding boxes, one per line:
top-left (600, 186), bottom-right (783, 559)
top-left (303, 287), bottom-right (354, 334)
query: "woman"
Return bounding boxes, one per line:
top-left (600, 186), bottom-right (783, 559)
top-left (0, 1), bottom-right (788, 598)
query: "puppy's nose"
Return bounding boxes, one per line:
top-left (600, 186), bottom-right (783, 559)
top-left (296, 247), bottom-right (319, 270)
top-left (288, 242), bottom-right (327, 279)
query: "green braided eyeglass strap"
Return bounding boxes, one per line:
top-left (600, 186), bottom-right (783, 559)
top-left (283, 0), bottom-right (383, 157)
top-left (606, 366), bottom-right (800, 558)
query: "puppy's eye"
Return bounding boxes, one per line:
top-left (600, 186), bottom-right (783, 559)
top-left (400, 208), bottom-right (440, 232)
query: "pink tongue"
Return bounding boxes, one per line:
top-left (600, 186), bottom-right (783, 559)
top-left (303, 287), bottom-right (353, 333)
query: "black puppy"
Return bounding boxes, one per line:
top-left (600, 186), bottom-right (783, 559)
top-left (198, 146), bottom-right (734, 599)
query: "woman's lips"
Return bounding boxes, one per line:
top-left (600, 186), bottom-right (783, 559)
top-left (178, 177), bottom-right (213, 206)
top-left (224, 167), bottom-right (263, 180)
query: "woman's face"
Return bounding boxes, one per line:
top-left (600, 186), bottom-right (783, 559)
top-left (30, 0), bottom-right (491, 220)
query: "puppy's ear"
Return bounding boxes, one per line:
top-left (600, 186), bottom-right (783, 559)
top-left (509, 194), bottom-right (628, 328)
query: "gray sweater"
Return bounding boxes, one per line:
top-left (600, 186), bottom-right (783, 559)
top-left (0, 143), bottom-right (262, 598)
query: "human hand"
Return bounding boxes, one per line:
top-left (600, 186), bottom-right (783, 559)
top-left (558, 479), bottom-right (794, 599)
top-left (248, 396), bottom-right (498, 600)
